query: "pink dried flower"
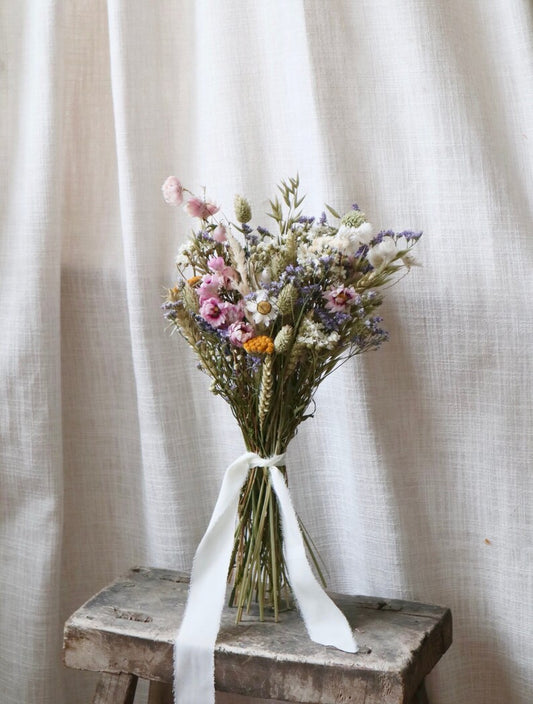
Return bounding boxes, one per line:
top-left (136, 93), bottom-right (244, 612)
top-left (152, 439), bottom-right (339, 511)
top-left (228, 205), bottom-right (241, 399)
top-left (227, 321), bottom-right (254, 347)
top-left (224, 301), bottom-right (245, 325)
top-left (197, 274), bottom-right (223, 303)
top-left (184, 197), bottom-right (220, 219)
top-left (207, 256), bottom-right (238, 286)
top-left (162, 176), bottom-right (184, 206)
top-left (323, 285), bottom-right (357, 312)
top-left (207, 256), bottom-right (227, 272)
top-left (199, 297), bottom-right (228, 328)
top-left (212, 224), bottom-right (227, 242)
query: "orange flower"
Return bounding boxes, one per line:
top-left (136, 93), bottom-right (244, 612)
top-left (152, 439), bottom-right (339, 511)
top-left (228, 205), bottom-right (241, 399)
top-left (243, 335), bottom-right (274, 355)
top-left (187, 275), bottom-right (202, 286)
top-left (167, 286), bottom-right (181, 301)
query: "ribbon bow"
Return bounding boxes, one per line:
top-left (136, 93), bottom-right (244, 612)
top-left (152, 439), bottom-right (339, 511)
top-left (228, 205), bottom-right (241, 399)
top-left (174, 451), bottom-right (358, 703)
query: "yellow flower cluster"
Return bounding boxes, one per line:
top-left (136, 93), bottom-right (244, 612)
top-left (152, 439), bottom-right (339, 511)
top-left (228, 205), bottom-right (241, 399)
top-left (243, 335), bottom-right (274, 355)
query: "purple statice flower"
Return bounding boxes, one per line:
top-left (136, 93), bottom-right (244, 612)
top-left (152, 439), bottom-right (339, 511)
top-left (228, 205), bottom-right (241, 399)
top-left (370, 230), bottom-right (394, 246)
top-left (362, 290), bottom-right (378, 302)
top-left (193, 313), bottom-right (224, 338)
top-left (318, 211), bottom-right (327, 225)
top-left (161, 300), bottom-right (181, 322)
top-left (352, 318), bottom-right (390, 351)
top-left (244, 227), bottom-right (259, 246)
top-left (261, 280), bottom-right (284, 295)
top-left (364, 316), bottom-right (389, 342)
top-left (354, 242), bottom-right (370, 258)
top-left (297, 215), bottom-right (315, 225)
top-left (246, 355), bottom-right (262, 374)
top-left (398, 230), bottom-right (423, 241)
top-left (298, 283), bottom-right (323, 304)
top-left (284, 264), bottom-right (305, 278)
top-left (256, 226), bottom-right (271, 237)
top-left (315, 308), bottom-right (351, 332)
top-left (366, 314), bottom-right (384, 326)
top-left (283, 264), bottom-right (306, 287)
top-left (352, 332), bottom-right (388, 351)
top-left (351, 203), bottom-right (360, 211)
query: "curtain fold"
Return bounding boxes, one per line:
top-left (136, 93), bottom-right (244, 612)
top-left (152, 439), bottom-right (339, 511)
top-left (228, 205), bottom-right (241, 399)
top-left (1, 2), bottom-right (65, 702)
top-left (1, 1), bottom-right (532, 703)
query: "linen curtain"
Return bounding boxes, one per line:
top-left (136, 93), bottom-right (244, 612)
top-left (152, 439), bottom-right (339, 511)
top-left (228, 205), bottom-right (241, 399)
top-left (1, 1), bottom-right (532, 702)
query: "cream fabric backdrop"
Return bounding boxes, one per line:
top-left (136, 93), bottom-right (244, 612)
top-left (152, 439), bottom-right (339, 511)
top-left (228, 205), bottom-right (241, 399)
top-left (1, 1), bottom-right (532, 702)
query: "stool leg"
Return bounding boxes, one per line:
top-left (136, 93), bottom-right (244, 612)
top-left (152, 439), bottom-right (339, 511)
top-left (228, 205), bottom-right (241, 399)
top-left (92, 672), bottom-right (138, 704)
top-left (148, 681), bottom-right (173, 704)
top-left (411, 680), bottom-right (429, 704)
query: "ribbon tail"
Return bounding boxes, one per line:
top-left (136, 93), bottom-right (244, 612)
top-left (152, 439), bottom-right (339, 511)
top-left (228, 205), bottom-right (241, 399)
top-left (173, 452), bottom-right (257, 704)
top-left (269, 464), bottom-right (358, 653)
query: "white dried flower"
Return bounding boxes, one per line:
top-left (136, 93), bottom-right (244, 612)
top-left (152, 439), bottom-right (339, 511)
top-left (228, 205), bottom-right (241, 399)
top-left (331, 222), bottom-right (374, 254)
top-left (367, 237), bottom-right (398, 269)
top-left (297, 317), bottom-right (340, 350)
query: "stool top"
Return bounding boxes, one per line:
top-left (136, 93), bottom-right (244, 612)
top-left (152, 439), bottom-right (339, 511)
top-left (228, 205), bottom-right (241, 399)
top-left (63, 566), bottom-right (451, 704)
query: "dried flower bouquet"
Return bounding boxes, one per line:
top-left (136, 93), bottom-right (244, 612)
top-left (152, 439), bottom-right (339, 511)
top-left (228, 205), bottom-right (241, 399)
top-left (162, 174), bottom-right (421, 622)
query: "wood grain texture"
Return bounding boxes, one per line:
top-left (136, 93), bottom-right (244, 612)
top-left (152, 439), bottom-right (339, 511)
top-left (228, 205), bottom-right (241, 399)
top-left (91, 672), bottom-right (137, 704)
top-left (148, 681), bottom-right (173, 704)
top-left (64, 567), bottom-right (452, 704)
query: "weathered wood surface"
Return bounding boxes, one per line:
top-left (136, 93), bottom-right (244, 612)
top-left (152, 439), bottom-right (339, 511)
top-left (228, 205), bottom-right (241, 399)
top-left (147, 680), bottom-right (173, 704)
top-left (91, 672), bottom-right (137, 704)
top-left (64, 566), bottom-right (452, 704)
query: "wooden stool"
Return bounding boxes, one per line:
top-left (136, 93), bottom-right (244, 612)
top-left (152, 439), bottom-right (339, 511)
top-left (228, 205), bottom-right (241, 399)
top-left (63, 567), bottom-right (452, 704)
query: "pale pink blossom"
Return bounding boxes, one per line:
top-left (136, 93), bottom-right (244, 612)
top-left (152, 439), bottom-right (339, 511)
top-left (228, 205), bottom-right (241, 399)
top-left (207, 256), bottom-right (227, 272)
top-left (323, 285), bottom-right (357, 312)
top-left (212, 224), bottom-right (227, 242)
top-left (199, 297), bottom-right (228, 328)
top-left (207, 256), bottom-right (238, 286)
top-left (197, 274), bottom-right (223, 303)
top-left (227, 321), bottom-right (254, 347)
top-left (184, 197), bottom-right (220, 219)
top-left (162, 176), bottom-right (184, 206)
top-left (224, 301), bottom-right (245, 325)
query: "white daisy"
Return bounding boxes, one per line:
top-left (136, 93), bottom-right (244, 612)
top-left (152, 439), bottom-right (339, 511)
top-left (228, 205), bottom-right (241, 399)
top-left (245, 290), bottom-right (278, 327)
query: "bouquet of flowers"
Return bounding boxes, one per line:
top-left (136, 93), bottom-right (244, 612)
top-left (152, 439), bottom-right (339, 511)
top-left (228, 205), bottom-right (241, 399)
top-left (162, 174), bottom-right (421, 623)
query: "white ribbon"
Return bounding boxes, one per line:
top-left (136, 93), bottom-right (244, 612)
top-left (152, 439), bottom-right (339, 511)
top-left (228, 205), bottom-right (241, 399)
top-left (174, 451), bottom-right (358, 703)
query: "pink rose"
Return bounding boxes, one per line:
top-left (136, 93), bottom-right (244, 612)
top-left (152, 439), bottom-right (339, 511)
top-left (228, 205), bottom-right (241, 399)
top-left (161, 176), bottom-right (184, 206)
top-left (184, 197), bottom-right (220, 219)
top-left (227, 321), bottom-right (254, 347)
top-left (199, 297), bottom-right (228, 328)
